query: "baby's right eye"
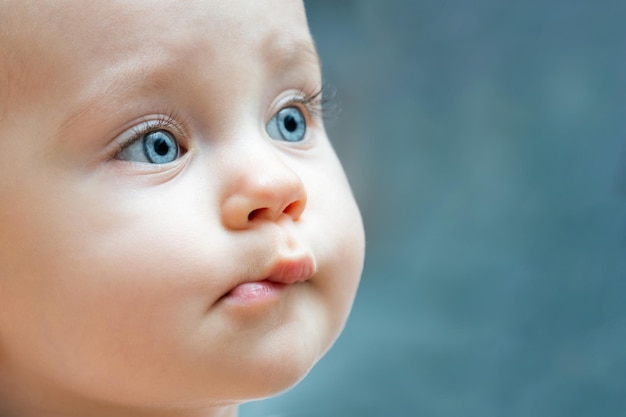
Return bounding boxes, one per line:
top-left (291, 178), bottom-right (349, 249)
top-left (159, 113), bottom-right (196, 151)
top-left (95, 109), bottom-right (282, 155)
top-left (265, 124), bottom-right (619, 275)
top-left (115, 129), bottom-right (181, 164)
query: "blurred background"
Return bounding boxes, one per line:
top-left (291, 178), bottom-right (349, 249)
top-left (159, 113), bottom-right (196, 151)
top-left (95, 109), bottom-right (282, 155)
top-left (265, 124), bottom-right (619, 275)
top-left (242, 0), bottom-right (626, 416)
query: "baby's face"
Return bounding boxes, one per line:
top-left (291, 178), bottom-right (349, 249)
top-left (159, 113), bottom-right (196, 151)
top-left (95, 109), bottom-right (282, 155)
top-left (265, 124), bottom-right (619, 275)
top-left (0, 0), bottom-right (364, 415)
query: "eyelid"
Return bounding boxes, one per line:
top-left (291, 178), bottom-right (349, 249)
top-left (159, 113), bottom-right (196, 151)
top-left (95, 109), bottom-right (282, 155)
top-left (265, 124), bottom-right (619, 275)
top-left (269, 84), bottom-right (334, 126)
top-left (112, 112), bottom-right (189, 160)
top-left (288, 89), bottom-right (324, 120)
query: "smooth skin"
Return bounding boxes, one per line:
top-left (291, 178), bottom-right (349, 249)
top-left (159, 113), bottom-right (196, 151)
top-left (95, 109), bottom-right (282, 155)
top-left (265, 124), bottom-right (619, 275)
top-left (0, 1), bottom-right (365, 416)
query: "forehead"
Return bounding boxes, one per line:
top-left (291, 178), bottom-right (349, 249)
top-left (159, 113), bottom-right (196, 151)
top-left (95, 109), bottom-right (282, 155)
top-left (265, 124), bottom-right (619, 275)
top-left (0, 0), bottom-right (317, 123)
top-left (3, 0), bottom-right (310, 46)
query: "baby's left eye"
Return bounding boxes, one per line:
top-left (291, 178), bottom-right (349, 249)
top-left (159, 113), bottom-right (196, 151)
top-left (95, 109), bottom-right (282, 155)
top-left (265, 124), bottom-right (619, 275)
top-left (116, 130), bottom-right (181, 164)
top-left (265, 106), bottom-right (307, 142)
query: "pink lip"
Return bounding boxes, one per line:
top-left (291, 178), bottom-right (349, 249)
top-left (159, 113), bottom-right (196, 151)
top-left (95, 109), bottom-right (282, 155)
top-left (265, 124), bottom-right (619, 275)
top-left (221, 255), bottom-right (316, 305)
top-left (265, 255), bottom-right (316, 285)
top-left (224, 281), bottom-right (286, 303)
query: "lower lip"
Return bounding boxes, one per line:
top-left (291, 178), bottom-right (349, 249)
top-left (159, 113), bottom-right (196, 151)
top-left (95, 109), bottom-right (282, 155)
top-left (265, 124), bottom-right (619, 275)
top-left (222, 280), bottom-right (287, 305)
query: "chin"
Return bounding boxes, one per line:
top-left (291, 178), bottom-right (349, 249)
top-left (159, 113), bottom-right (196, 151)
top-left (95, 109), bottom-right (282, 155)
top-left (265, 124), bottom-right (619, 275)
top-left (230, 323), bottom-right (335, 401)
top-left (249, 361), bottom-right (314, 400)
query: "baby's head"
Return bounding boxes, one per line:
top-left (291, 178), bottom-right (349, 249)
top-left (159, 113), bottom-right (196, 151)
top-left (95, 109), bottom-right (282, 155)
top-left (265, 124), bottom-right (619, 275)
top-left (0, 1), bottom-right (364, 416)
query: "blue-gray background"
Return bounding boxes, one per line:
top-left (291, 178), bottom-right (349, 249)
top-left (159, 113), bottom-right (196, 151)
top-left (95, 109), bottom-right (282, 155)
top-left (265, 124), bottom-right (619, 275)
top-left (242, 1), bottom-right (626, 416)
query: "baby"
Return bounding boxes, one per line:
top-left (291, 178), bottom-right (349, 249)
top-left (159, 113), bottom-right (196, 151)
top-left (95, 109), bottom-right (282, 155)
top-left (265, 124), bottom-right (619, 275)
top-left (0, 1), bottom-right (365, 416)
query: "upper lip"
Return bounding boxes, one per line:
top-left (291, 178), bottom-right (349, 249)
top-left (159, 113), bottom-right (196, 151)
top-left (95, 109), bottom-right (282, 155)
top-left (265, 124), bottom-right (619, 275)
top-left (219, 251), bottom-right (316, 301)
top-left (265, 253), bottom-right (316, 285)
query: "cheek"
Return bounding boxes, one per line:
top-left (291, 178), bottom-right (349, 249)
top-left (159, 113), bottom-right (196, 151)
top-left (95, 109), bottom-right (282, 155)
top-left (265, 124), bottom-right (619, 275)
top-left (0, 178), bottom-right (229, 398)
top-left (301, 153), bottom-right (366, 343)
top-left (52, 193), bottom-right (221, 328)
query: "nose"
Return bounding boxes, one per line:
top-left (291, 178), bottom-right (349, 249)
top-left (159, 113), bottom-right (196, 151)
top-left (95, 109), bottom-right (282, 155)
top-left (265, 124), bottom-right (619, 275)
top-left (221, 153), bottom-right (307, 230)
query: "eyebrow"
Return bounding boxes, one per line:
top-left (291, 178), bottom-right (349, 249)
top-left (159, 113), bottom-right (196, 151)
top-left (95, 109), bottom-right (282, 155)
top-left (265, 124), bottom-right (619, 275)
top-left (56, 62), bottom-right (183, 139)
top-left (57, 37), bottom-right (322, 138)
top-left (261, 35), bottom-right (322, 76)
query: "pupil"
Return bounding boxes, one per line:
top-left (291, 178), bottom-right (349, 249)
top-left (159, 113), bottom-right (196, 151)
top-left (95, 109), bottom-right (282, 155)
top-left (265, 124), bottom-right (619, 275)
top-left (284, 115), bottom-right (297, 132)
top-left (154, 138), bottom-right (170, 156)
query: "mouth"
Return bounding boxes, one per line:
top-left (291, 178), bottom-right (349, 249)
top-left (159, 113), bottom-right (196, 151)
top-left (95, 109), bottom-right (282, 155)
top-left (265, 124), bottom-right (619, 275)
top-left (220, 254), bottom-right (316, 305)
top-left (265, 254), bottom-right (316, 285)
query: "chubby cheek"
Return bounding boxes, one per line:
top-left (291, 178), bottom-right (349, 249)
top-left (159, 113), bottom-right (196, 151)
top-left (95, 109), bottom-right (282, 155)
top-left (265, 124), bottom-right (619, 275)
top-left (0, 177), bottom-right (228, 399)
top-left (302, 153), bottom-right (365, 346)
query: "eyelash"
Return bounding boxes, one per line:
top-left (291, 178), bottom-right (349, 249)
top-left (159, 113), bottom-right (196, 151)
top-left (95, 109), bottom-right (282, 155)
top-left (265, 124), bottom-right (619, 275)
top-left (290, 82), bottom-right (336, 122)
top-left (112, 83), bottom-right (336, 158)
top-left (114, 111), bottom-right (189, 159)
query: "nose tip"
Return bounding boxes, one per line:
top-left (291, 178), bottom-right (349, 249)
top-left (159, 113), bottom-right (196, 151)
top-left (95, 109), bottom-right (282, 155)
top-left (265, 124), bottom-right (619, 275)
top-left (221, 166), bottom-right (307, 230)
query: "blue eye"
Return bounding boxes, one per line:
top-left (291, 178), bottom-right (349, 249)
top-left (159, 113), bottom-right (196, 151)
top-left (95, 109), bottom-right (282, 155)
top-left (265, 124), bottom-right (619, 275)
top-left (143, 130), bottom-right (179, 163)
top-left (266, 106), bottom-right (307, 142)
top-left (116, 130), bottom-right (180, 164)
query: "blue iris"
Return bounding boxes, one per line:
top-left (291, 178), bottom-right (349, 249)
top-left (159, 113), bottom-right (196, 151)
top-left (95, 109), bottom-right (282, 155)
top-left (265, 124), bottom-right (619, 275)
top-left (142, 130), bottom-right (179, 164)
top-left (266, 107), bottom-right (306, 142)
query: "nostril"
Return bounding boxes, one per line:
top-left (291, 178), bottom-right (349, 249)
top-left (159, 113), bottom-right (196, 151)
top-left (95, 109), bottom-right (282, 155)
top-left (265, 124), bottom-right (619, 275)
top-left (248, 208), bottom-right (265, 221)
top-left (283, 201), bottom-right (303, 218)
top-left (247, 201), bottom-right (304, 223)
